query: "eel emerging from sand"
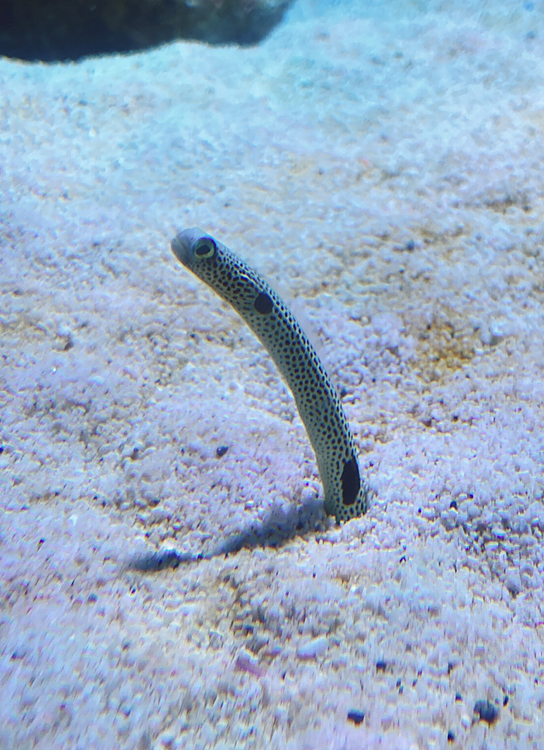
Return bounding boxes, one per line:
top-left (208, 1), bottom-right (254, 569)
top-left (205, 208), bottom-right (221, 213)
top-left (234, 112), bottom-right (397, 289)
top-left (171, 228), bottom-right (369, 523)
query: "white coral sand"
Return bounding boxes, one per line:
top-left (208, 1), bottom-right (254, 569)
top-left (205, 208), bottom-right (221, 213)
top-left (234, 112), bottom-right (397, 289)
top-left (1, 1), bottom-right (544, 748)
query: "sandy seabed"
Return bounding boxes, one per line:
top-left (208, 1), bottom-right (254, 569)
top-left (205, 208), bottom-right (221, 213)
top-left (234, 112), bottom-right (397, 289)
top-left (1, 0), bottom-right (544, 748)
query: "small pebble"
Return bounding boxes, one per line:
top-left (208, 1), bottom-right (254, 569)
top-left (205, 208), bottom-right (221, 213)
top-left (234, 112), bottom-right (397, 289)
top-left (347, 710), bottom-right (365, 726)
top-left (473, 699), bottom-right (499, 724)
top-left (376, 660), bottom-right (387, 672)
top-left (10, 648), bottom-right (27, 660)
top-left (297, 636), bottom-right (329, 660)
top-left (234, 652), bottom-right (266, 678)
top-left (216, 445), bottom-right (229, 458)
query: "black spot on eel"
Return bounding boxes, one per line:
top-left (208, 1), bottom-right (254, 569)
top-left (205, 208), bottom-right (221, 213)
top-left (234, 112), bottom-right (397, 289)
top-left (171, 228), bottom-right (369, 523)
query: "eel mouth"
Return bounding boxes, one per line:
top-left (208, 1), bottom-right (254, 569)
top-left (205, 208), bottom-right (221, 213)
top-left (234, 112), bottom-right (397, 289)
top-left (171, 227), bottom-right (209, 267)
top-left (170, 231), bottom-right (192, 266)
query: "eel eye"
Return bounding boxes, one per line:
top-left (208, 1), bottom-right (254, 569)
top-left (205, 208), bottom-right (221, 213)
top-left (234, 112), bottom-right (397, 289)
top-left (194, 237), bottom-right (216, 259)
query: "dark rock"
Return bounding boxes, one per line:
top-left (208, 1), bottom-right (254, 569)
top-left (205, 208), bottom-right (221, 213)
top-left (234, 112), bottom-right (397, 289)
top-left (0, 0), bottom-right (292, 62)
top-left (473, 699), bottom-right (499, 724)
top-left (347, 709), bottom-right (365, 726)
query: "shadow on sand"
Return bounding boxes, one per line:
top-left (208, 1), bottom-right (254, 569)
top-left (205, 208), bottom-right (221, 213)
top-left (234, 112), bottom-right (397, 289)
top-left (126, 495), bottom-right (327, 572)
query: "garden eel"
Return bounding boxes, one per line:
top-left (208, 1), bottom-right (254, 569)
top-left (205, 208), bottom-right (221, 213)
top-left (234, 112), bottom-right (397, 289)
top-left (171, 228), bottom-right (369, 523)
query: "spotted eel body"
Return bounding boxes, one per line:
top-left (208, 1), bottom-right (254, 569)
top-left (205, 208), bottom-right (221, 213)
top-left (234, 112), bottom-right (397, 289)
top-left (171, 228), bottom-right (369, 522)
